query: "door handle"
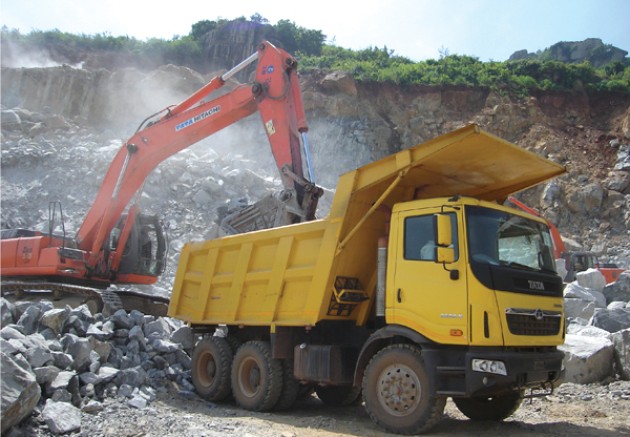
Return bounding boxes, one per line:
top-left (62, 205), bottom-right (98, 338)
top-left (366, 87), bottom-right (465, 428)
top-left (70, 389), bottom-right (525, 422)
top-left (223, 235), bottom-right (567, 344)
top-left (397, 288), bottom-right (402, 303)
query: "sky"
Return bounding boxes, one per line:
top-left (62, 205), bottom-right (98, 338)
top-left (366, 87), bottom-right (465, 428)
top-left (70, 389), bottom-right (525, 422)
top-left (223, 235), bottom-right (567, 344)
top-left (1, 0), bottom-right (629, 62)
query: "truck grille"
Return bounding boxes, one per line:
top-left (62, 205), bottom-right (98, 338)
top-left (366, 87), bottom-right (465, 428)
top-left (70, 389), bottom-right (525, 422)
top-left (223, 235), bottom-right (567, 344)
top-left (505, 308), bottom-right (562, 336)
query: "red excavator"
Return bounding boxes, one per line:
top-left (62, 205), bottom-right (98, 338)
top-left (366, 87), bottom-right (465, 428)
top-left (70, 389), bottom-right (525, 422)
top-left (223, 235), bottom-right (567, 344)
top-left (507, 196), bottom-right (624, 284)
top-left (1, 41), bottom-right (322, 314)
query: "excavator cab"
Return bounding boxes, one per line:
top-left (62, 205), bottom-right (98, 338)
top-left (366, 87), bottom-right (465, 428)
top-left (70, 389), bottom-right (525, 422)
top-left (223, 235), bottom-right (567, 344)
top-left (111, 213), bottom-right (167, 278)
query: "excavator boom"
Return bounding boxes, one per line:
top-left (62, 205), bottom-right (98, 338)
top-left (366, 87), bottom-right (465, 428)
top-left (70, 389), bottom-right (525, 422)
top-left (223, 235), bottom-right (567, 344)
top-left (1, 41), bottom-right (322, 311)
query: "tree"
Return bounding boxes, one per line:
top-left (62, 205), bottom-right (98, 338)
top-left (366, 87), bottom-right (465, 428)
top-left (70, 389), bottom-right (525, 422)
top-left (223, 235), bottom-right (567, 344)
top-left (189, 20), bottom-right (216, 41)
top-left (250, 13), bottom-right (268, 24)
top-left (605, 61), bottom-right (626, 77)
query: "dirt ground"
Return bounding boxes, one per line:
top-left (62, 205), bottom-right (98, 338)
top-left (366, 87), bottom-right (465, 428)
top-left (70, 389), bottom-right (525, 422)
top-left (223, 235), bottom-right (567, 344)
top-left (49, 380), bottom-right (630, 437)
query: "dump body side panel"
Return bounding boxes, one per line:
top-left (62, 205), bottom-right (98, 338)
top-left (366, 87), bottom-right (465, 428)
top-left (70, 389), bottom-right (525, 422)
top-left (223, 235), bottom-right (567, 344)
top-left (168, 220), bottom-right (343, 326)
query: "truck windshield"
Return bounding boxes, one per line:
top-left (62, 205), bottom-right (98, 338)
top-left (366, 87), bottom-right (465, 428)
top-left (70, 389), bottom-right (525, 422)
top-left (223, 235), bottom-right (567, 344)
top-left (466, 206), bottom-right (556, 273)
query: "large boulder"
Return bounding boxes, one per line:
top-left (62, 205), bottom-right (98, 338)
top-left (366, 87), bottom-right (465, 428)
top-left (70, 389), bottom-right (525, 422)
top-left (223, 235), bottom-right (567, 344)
top-left (603, 271), bottom-right (630, 304)
top-left (611, 328), bottom-right (630, 380)
top-left (40, 308), bottom-right (69, 335)
top-left (42, 399), bottom-right (81, 434)
top-left (1, 352), bottom-right (41, 433)
top-left (1, 298), bottom-right (16, 327)
top-left (590, 308), bottom-right (630, 333)
top-left (576, 268), bottom-right (607, 293)
top-left (563, 282), bottom-right (606, 320)
top-left (559, 334), bottom-right (614, 384)
top-left (564, 298), bottom-right (596, 320)
top-left (567, 323), bottom-right (610, 338)
top-left (564, 282), bottom-right (606, 307)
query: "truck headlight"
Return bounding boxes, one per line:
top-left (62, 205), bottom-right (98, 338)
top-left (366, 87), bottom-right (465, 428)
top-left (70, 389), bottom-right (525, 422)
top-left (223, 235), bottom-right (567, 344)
top-left (472, 359), bottom-right (507, 376)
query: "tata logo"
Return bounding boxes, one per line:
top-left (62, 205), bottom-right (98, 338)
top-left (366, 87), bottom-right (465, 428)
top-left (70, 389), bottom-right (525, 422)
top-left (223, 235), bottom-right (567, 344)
top-left (528, 280), bottom-right (545, 291)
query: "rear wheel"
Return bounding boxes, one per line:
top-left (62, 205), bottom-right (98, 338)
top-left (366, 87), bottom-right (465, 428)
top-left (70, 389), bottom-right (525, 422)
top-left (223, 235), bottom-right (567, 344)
top-left (453, 391), bottom-right (524, 421)
top-left (274, 360), bottom-right (301, 410)
top-left (191, 337), bottom-right (233, 401)
top-left (362, 344), bottom-right (445, 435)
top-left (231, 341), bottom-right (283, 411)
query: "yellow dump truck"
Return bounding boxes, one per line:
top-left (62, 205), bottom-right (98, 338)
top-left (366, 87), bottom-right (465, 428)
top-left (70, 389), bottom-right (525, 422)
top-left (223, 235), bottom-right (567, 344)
top-left (168, 124), bottom-right (567, 435)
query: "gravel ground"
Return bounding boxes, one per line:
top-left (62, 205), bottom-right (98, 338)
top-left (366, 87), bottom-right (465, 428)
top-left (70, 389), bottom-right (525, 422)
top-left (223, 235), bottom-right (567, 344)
top-left (14, 380), bottom-right (630, 436)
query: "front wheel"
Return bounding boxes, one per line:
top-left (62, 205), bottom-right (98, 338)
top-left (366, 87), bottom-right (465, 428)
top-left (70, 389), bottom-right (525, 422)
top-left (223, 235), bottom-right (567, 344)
top-left (362, 344), bottom-right (445, 435)
top-left (453, 391), bottom-right (524, 421)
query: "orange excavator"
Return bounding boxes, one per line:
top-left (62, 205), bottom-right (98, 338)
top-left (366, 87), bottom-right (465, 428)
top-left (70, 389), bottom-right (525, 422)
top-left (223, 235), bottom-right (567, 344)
top-left (507, 196), bottom-right (624, 284)
top-left (1, 41), bottom-right (322, 314)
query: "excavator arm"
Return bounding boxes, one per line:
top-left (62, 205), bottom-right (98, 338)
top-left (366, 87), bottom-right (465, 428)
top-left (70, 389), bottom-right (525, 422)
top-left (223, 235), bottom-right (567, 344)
top-left (2, 41), bottom-right (321, 286)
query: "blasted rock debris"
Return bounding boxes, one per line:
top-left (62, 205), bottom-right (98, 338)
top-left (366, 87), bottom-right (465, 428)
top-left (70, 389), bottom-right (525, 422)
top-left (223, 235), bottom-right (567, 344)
top-left (1, 298), bottom-right (195, 435)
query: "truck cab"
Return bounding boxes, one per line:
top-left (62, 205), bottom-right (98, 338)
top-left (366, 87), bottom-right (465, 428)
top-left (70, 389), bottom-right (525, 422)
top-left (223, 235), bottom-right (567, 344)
top-left (382, 197), bottom-right (564, 401)
top-left (390, 196), bottom-right (563, 348)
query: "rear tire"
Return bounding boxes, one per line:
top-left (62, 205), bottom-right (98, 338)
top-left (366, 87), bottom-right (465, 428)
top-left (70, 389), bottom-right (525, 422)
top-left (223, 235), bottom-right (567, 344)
top-left (362, 344), bottom-right (445, 435)
top-left (274, 360), bottom-right (301, 411)
top-left (191, 337), bottom-right (233, 401)
top-left (231, 341), bottom-right (283, 411)
top-left (453, 391), bottom-right (524, 421)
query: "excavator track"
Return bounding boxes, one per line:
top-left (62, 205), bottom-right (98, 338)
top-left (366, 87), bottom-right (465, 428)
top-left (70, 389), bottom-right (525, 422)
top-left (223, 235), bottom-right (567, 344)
top-left (1, 280), bottom-right (169, 317)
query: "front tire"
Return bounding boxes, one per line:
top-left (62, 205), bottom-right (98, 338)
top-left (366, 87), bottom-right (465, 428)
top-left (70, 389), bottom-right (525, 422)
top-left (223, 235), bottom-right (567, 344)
top-left (231, 341), bottom-right (283, 411)
top-left (362, 344), bottom-right (445, 435)
top-left (453, 391), bottom-right (524, 421)
top-left (191, 337), bottom-right (233, 401)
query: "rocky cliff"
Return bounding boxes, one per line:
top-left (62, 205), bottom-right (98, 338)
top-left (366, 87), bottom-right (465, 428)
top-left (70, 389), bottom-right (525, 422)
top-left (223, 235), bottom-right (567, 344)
top-left (509, 38), bottom-right (628, 67)
top-left (2, 62), bottom-right (630, 280)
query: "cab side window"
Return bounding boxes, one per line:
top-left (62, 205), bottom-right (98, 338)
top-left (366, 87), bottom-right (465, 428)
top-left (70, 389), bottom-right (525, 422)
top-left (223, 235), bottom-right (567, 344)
top-left (404, 213), bottom-right (458, 261)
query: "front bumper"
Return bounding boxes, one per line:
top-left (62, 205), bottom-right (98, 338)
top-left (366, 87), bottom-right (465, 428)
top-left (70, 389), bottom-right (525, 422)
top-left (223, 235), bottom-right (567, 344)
top-left (464, 347), bottom-right (564, 397)
top-left (422, 346), bottom-right (564, 398)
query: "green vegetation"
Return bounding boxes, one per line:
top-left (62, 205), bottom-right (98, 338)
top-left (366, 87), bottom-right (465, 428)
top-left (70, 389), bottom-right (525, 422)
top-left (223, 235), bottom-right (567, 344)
top-left (2, 16), bottom-right (629, 97)
top-left (299, 46), bottom-right (630, 95)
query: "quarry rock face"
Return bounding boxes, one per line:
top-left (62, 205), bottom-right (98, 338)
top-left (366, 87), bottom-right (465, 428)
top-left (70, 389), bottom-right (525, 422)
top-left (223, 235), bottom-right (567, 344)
top-left (1, 64), bottom-right (629, 267)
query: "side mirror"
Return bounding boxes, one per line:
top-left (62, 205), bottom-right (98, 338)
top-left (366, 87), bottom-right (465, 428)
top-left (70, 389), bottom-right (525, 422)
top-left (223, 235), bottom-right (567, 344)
top-left (434, 213), bottom-right (454, 264)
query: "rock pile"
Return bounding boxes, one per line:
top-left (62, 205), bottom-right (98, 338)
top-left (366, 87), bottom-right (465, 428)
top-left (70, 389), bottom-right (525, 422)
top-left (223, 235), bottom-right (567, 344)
top-left (561, 269), bottom-right (630, 383)
top-left (0, 298), bottom-right (195, 435)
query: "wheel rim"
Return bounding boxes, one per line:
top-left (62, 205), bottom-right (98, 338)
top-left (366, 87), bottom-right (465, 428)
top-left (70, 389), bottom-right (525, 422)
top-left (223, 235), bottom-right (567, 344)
top-left (376, 363), bottom-right (422, 416)
top-left (238, 356), bottom-right (262, 398)
top-left (196, 352), bottom-right (216, 387)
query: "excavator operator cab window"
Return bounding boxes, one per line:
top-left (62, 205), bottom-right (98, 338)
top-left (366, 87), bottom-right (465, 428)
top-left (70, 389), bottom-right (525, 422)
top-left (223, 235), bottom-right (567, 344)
top-left (117, 214), bottom-right (167, 277)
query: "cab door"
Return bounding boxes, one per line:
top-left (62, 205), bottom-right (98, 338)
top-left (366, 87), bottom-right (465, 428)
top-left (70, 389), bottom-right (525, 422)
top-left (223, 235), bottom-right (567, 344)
top-left (387, 208), bottom-right (468, 345)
